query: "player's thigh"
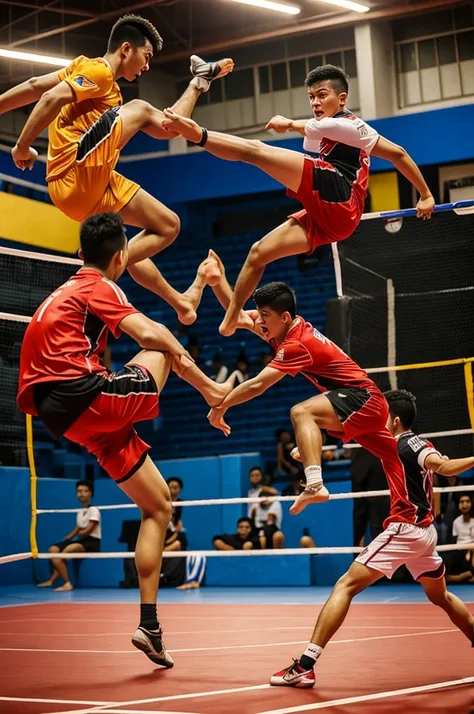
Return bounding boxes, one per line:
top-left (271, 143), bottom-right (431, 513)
top-left (117, 100), bottom-right (168, 148)
top-left (341, 560), bottom-right (385, 593)
top-left (120, 187), bottom-right (179, 235)
top-left (117, 454), bottom-right (171, 518)
top-left (246, 141), bottom-right (305, 194)
top-left (249, 219), bottom-right (311, 265)
top-left (127, 350), bottom-right (172, 394)
top-left (290, 393), bottom-right (344, 431)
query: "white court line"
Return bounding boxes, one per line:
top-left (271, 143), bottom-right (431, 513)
top-left (0, 627), bottom-right (457, 655)
top-left (0, 696), bottom-right (113, 705)
top-left (254, 677), bottom-right (474, 714)
top-left (383, 596), bottom-right (401, 603)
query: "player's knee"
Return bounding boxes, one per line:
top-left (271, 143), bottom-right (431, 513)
top-left (128, 98), bottom-right (155, 124)
top-left (290, 403), bottom-right (308, 424)
top-left (160, 210), bottom-right (180, 246)
top-left (335, 571), bottom-right (360, 598)
top-left (48, 545), bottom-right (59, 553)
top-left (248, 239), bottom-right (270, 269)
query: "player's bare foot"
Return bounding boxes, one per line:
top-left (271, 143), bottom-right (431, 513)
top-left (289, 484), bottom-right (330, 515)
top-left (54, 582), bottom-right (74, 592)
top-left (177, 581), bottom-right (200, 590)
top-left (37, 580), bottom-right (54, 588)
top-left (190, 55), bottom-right (234, 92)
top-left (206, 372), bottom-right (237, 407)
top-left (199, 251), bottom-right (222, 287)
top-left (176, 297), bottom-right (197, 326)
top-left (162, 110), bottom-right (202, 142)
top-left (236, 310), bottom-right (256, 332)
top-left (219, 312), bottom-right (238, 337)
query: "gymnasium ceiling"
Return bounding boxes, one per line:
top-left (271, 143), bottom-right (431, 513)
top-left (0, 0), bottom-right (469, 89)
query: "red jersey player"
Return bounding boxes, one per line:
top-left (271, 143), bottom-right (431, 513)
top-left (17, 212), bottom-right (231, 669)
top-left (207, 275), bottom-right (474, 688)
top-left (161, 63), bottom-right (435, 336)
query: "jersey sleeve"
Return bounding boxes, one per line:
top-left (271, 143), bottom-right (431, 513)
top-left (304, 116), bottom-right (379, 154)
top-left (268, 339), bottom-right (313, 377)
top-left (59, 57), bottom-right (114, 102)
top-left (401, 435), bottom-right (441, 470)
top-left (88, 280), bottom-right (139, 338)
top-left (87, 506), bottom-right (101, 523)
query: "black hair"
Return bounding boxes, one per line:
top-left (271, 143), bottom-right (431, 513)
top-left (80, 213), bottom-right (126, 270)
top-left (108, 14), bottom-right (163, 54)
top-left (166, 476), bottom-right (183, 490)
top-left (459, 494), bottom-right (472, 502)
top-left (76, 479), bottom-right (94, 496)
top-left (253, 282), bottom-right (296, 319)
top-left (237, 517), bottom-right (253, 527)
top-left (305, 64), bottom-right (349, 95)
top-left (384, 389), bottom-right (417, 429)
top-left (249, 465), bottom-right (263, 475)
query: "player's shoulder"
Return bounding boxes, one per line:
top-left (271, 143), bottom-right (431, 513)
top-left (92, 276), bottom-right (129, 304)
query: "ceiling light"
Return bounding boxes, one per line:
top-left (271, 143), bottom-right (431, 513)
top-left (230, 0), bottom-right (301, 15)
top-left (312, 0), bottom-right (370, 13)
top-left (0, 48), bottom-right (70, 66)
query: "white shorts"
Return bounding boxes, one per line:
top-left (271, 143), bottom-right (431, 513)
top-left (356, 522), bottom-right (445, 581)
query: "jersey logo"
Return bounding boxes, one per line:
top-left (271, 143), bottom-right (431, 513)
top-left (407, 435), bottom-right (425, 453)
top-left (338, 393), bottom-right (347, 398)
top-left (74, 75), bottom-right (98, 90)
top-left (275, 348), bottom-right (285, 362)
top-left (354, 118), bottom-right (369, 137)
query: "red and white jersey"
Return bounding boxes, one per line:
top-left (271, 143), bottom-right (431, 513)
top-left (268, 316), bottom-right (377, 393)
top-left (17, 268), bottom-right (138, 415)
top-left (385, 431), bottom-right (442, 528)
top-left (303, 110), bottom-right (379, 207)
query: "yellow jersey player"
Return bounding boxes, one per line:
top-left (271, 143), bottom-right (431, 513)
top-left (0, 14), bottom-right (233, 325)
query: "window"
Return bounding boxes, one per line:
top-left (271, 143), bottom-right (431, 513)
top-left (289, 58), bottom-right (307, 88)
top-left (400, 43), bottom-right (417, 72)
top-left (308, 54), bottom-right (323, 72)
top-left (344, 49), bottom-right (357, 77)
top-left (457, 30), bottom-right (474, 61)
top-left (271, 62), bottom-right (288, 91)
top-left (436, 35), bottom-right (456, 65)
top-left (225, 68), bottom-right (255, 100)
top-left (418, 39), bottom-right (436, 69)
top-left (326, 51), bottom-right (343, 68)
top-left (258, 65), bottom-right (270, 94)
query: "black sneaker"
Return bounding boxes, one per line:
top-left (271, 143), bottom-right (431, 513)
top-left (131, 626), bottom-right (174, 668)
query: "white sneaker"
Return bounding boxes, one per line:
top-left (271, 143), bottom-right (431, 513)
top-left (131, 626), bottom-right (174, 668)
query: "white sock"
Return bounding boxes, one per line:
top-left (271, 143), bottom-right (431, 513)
top-left (301, 643), bottom-right (323, 666)
top-left (304, 465), bottom-right (322, 488)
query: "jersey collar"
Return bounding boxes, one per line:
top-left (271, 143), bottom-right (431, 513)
top-left (394, 430), bottom-right (413, 441)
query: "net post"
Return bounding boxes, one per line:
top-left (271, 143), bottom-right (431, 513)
top-left (387, 278), bottom-right (397, 390)
top-left (331, 243), bottom-right (343, 298)
top-left (464, 360), bottom-right (474, 429)
top-left (26, 415), bottom-right (38, 558)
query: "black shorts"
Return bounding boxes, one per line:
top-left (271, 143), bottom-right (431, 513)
top-left (54, 536), bottom-right (101, 553)
top-left (325, 387), bottom-right (371, 424)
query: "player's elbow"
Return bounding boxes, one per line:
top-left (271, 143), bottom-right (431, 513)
top-left (390, 143), bottom-right (408, 162)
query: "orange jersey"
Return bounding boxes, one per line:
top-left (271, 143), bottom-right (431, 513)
top-left (47, 56), bottom-right (122, 181)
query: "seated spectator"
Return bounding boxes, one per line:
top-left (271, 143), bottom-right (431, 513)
top-left (234, 351), bottom-right (249, 384)
top-left (210, 352), bottom-right (229, 384)
top-left (165, 477), bottom-right (188, 551)
top-left (213, 517), bottom-right (261, 550)
top-left (247, 465), bottom-right (277, 517)
top-left (250, 487), bottom-right (284, 549)
top-left (445, 494), bottom-right (474, 584)
top-left (38, 480), bottom-right (101, 592)
top-left (276, 429), bottom-right (302, 479)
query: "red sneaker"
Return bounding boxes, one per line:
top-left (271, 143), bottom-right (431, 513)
top-left (270, 658), bottom-right (315, 688)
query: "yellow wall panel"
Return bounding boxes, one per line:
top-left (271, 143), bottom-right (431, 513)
top-left (369, 171), bottom-right (400, 213)
top-left (0, 193), bottom-right (79, 254)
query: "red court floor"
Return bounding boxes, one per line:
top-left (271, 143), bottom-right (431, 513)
top-left (1, 601), bottom-right (474, 714)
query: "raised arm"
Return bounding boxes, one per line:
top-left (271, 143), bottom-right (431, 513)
top-left (0, 70), bottom-right (62, 116)
top-left (208, 366), bottom-right (285, 436)
top-left (425, 453), bottom-right (474, 478)
top-left (371, 136), bottom-right (434, 217)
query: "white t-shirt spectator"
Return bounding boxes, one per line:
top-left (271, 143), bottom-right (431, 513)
top-left (248, 486), bottom-right (262, 518)
top-left (214, 365), bottom-right (229, 384)
top-left (452, 515), bottom-right (474, 545)
top-left (77, 506), bottom-right (101, 539)
top-left (254, 500), bottom-right (283, 529)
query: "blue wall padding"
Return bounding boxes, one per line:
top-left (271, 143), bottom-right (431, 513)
top-left (2, 455), bottom-right (353, 587)
top-left (206, 554), bottom-right (311, 586)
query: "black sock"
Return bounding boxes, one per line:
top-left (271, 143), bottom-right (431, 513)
top-left (300, 654), bottom-right (316, 670)
top-left (140, 603), bottom-right (159, 630)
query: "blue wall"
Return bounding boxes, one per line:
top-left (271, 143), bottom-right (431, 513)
top-left (1, 456), bottom-right (352, 588)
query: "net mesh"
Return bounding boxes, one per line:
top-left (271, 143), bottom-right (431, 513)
top-left (335, 209), bottom-right (474, 451)
top-left (0, 249), bottom-right (80, 467)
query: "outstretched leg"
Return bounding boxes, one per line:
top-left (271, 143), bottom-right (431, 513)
top-left (420, 573), bottom-right (474, 642)
top-left (219, 219), bottom-right (310, 336)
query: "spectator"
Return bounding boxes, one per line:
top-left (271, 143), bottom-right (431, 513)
top-left (445, 494), bottom-right (474, 584)
top-left (210, 352), bottom-right (229, 384)
top-left (213, 517), bottom-right (261, 550)
top-left (165, 477), bottom-right (188, 551)
top-left (38, 480), bottom-right (101, 591)
top-left (276, 429), bottom-right (302, 478)
top-left (250, 487), bottom-right (284, 549)
top-left (247, 466), bottom-right (277, 519)
top-left (234, 351), bottom-right (249, 384)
